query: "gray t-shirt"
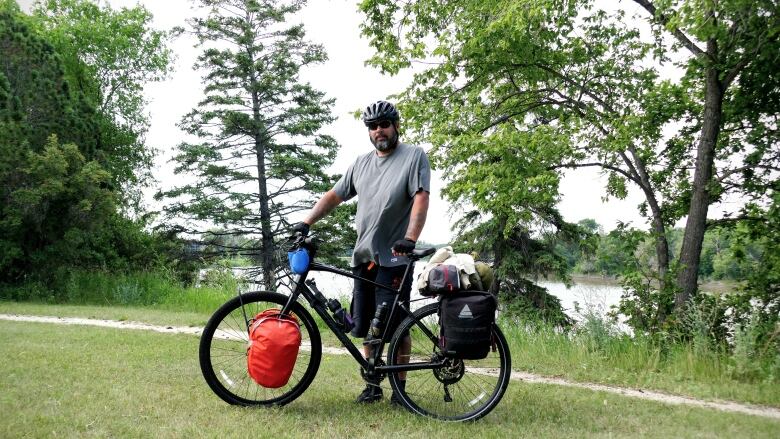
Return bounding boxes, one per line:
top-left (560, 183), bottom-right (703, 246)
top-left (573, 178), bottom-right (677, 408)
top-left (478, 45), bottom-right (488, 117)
top-left (333, 142), bottom-right (431, 267)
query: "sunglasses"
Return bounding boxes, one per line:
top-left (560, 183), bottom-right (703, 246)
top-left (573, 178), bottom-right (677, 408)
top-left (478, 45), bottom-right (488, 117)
top-left (367, 120), bottom-right (393, 131)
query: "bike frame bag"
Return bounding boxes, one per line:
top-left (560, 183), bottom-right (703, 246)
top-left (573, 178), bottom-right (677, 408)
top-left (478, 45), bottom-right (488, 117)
top-left (247, 309), bottom-right (301, 388)
top-left (439, 292), bottom-right (496, 360)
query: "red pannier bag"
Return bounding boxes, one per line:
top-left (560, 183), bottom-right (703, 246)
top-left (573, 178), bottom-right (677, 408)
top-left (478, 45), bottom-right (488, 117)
top-left (247, 309), bottom-right (301, 388)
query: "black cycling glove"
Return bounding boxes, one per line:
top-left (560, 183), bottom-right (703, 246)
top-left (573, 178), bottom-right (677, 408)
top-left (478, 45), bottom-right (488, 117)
top-left (291, 222), bottom-right (310, 237)
top-left (392, 238), bottom-right (416, 254)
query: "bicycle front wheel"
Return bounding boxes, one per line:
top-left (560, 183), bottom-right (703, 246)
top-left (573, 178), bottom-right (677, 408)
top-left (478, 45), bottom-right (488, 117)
top-left (387, 302), bottom-right (511, 421)
top-left (199, 291), bottom-right (322, 406)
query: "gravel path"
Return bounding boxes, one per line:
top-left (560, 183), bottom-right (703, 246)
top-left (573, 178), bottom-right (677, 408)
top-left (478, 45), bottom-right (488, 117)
top-left (2, 313), bottom-right (778, 420)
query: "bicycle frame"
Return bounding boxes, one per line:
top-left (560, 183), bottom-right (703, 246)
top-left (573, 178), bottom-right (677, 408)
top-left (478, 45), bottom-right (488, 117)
top-left (277, 257), bottom-right (446, 375)
top-left (201, 240), bottom-right (511, 420)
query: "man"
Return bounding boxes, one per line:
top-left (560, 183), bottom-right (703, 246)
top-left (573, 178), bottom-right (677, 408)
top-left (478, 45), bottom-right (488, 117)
top-left (292, 100), bottom-right (431, 403)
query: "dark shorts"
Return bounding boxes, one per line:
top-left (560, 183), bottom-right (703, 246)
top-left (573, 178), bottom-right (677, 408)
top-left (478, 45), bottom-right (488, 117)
top-left (349, 262), bottom-right (413, 338)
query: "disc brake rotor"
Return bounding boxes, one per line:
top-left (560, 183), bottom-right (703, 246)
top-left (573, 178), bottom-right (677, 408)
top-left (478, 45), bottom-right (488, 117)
top-left (433, 357), bottom-right (465, 385)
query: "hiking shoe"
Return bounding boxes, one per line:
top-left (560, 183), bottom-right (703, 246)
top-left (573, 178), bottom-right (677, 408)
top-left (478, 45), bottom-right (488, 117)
top-left (390, 380), bottom-right (406, 406)
top-left (355, 385), bottom-right (383, 403)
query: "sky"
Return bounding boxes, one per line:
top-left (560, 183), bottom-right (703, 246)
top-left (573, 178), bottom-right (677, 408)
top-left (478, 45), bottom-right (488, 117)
top-left (18, 0), bottom-right (650, 243)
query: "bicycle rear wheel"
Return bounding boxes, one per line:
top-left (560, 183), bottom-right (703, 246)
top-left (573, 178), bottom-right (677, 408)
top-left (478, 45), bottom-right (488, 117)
top-left (199, 291), bottom-right (322, 406)
top-left (387, 302), bottom-right (511, 421)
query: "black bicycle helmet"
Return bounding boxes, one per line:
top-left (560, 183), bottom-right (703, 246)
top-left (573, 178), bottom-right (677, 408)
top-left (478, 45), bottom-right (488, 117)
top-left (362, 100), bottom-right (400, 125)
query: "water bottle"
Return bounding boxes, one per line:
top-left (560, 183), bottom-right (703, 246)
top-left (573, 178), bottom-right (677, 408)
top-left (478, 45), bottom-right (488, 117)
top-left (327, 298), bottom-right (354, 332)
top-left (368, 302), bottom-right (389, 338)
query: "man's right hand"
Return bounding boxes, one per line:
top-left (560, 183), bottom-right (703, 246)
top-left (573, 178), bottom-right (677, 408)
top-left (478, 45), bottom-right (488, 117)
top-left (291, 222), bottom-right (310, 237)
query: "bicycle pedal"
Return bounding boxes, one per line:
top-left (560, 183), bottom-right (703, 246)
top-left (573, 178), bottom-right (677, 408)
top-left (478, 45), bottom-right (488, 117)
top-left (362, 338), bottom-right (382, 346)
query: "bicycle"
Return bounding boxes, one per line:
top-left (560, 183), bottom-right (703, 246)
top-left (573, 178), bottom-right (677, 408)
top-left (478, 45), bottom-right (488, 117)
top-left (198, 235), bottom-right (512, 421)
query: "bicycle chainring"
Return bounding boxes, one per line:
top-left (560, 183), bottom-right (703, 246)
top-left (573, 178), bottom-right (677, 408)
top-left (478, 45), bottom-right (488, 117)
top-left (360, 359), bottom-right (386, 384)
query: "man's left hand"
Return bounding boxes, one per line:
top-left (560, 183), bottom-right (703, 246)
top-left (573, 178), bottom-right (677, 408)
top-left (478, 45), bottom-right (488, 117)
top-left (392, 238), bottom-right (416, 256)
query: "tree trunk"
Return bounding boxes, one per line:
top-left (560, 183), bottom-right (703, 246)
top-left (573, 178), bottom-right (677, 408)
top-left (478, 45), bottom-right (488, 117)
top-left (489, 216), bottom-right (507, 297)
top-left (255, 142), bottom-right (275, 290)
top-left (622, 147), bottom-right (671, 321)
top-left (650, 211), bottom-right (672, 323)
top-left (632, 161), bottom-right (670, 289)
top-left (489, 244), bottom-right (503, 297)
top-left (675, 58), bottom-right (723, 311)
top-left (250, 94), bottom-right (275, 290)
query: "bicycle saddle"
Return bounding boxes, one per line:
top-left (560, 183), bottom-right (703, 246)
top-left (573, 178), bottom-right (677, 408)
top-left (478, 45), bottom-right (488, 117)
top-left (411, 247), bottom-right (436, 258)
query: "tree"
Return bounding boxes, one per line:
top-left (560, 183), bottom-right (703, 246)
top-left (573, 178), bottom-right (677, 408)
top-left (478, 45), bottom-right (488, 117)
top-left (158, 0), bottom-right (341, 289)
top-left (557, 218), bottom-right (600, 271)
top-left (3, 135), bottom-right (116, 279)
top-left (0, 0), bottom-right (96, 154)
top-left (32, 0), bottom-right (176, 207)
top-left (1, 0), bottom-right (179, 286)
top-left (358, 0), bottom-right (779, 328)
top-left (439, 129), bottom-right (590, 324)
top-left (1, 0), bottom-right (98, 280)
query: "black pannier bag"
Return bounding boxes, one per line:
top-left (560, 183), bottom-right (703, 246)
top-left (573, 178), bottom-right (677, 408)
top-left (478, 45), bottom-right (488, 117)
top-left (423, 263), bottom-right (461, 296)
top-left (439, 292), bottom-right (497, 359)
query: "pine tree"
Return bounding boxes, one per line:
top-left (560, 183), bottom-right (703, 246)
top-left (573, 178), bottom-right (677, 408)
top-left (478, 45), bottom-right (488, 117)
top-left (0, 1), bottom-right (176, 285)
top-left (0, 0), bottom-right (95, 155)
top-left (159, 0), bottom-right (340, 288)
top-left (0, 0), bottom-right (96, 280)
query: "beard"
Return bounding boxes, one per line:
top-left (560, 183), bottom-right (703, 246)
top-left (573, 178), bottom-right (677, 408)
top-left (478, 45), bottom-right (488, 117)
top-left (371, 130), bottom-right (399, 152)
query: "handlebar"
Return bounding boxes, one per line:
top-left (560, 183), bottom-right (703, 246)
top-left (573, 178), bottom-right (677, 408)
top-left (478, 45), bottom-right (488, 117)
top-left (287, 231), bottom-right (435, 262)
top-left (288, 232), bottom-right (318, 251)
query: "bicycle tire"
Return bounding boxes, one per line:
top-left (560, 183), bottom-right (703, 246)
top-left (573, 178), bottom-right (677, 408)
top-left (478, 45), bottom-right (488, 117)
top-left (387, 302), bottom-right (511, 421)
top-left (199, 291), bottom-right (322, 406)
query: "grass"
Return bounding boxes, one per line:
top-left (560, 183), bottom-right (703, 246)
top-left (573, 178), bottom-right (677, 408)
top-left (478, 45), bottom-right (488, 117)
top-left (1, 267), bottom-right (777, 409)
top-left (501, 320), bottom-right (780, 407)
top-left (0, 300), bottom-right (215, 327)
top-left (2, 296), bottom-right (779, 408)
top-left (0, 269), bottom-right (238, 315)
top-left (0, 299), bottom-right (347, 354)
top-left (1, 319), bottom-right (778, 438)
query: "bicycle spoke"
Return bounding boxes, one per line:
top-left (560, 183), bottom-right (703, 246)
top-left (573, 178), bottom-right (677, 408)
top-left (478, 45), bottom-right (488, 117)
top-left (200, 292), bottom-right (322, 407)
top-left (388, 302), bottom-right (510, 421)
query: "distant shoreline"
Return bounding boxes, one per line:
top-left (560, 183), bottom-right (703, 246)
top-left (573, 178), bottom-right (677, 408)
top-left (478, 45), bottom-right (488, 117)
top-left (546, 273), bottom-right (739, 294)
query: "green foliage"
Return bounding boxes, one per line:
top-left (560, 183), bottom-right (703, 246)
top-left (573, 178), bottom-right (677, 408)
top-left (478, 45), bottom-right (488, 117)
top-left (32, 0), bottom-right (176, 205)
top-left (1, 135), bottom-right (114, 280)
top-left (158, 0), bottom-right (347, 288)
top-left (499, 277), bottom-right (573, 327)
top-left (730, 313), bottom-right (765, 381)
top-left (0, 267), bottom-right (236, 314)
top-left (314, 203), bottom-right (358, 269)
top-left (0, 1), bottom-right (184, 287)
top-left (728, 191), bottom-right (780, 367)
top-left (198, 260), bottom-right (246, 292)
top-left (556, 218), bottom-right (600, 271)
top-left (0, 1), bottom-right (96, 153)
top-left (615, 268), bottom-right (676, 335)
top-left (358, 0), bottom-right (779, 330)
top-left (451, 211), bottom-right (585, 324)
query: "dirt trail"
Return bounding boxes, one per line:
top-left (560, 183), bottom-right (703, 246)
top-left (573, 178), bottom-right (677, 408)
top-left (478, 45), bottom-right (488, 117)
top-left (2, 313), bottom-right (779, 420)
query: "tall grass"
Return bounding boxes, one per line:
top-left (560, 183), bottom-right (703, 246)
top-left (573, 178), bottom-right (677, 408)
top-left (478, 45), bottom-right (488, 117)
top-left (499, 303), bottom-right (780, 406)
top-left (0, 267), bottom-right (238, 315)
